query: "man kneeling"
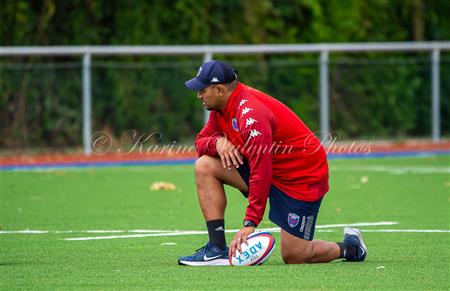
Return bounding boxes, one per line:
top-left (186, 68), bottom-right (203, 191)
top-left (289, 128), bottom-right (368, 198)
top-left (178, 61), bottom-right (367, 266)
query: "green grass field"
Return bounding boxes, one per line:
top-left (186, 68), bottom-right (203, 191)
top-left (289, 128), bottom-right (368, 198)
top-left (1, 156), bottom-right (449, 290)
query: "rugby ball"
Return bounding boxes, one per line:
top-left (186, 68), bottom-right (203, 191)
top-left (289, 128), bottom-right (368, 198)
top-left (229, 232), bottom-right (275, 266)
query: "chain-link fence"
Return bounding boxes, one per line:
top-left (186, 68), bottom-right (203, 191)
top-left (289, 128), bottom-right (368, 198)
top-left (1, 51), bottom-right (449, 152)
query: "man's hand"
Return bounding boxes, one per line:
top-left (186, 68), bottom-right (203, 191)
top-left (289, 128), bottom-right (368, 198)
top-left (229, 226), bottom-right (256, 257)
top-left (216, 137), bottom-right (244, 169)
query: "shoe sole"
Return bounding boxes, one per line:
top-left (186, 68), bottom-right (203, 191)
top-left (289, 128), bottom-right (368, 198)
top-left (178, 258), bottom-right (230, 266)
top-left (344, 227), bottom-right (368, 260)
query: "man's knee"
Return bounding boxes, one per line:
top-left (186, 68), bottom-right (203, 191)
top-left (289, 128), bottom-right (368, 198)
top-left (194, 156), bottom-right (219, 177)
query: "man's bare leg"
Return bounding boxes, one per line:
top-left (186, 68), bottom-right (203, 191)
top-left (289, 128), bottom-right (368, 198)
top-left (280, 229), bottom-right (340, 264)
top-left (178, 155), bottom-right (248, 266)
top-left (194, 155), bottom-right (248, 221)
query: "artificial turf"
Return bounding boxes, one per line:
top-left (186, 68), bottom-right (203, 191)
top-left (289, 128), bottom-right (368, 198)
top-left (1, 155), bottom-right (449, 290)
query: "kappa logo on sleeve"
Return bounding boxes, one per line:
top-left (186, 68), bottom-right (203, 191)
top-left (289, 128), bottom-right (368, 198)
top-left (239, 99), bottom-right (248, 108)
top-left (249, 129), bottom-right (261, 138)
top-left (245, 117), bottom-right (257, 127)
top-left (241, 107), bottom-right (253, 116)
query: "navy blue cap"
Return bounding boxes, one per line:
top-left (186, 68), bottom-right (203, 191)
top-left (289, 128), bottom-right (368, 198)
top-left (185, 60), bottom-right (237, 91)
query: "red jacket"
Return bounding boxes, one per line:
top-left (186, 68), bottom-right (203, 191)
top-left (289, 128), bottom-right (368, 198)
top-left (195, 82), bottom-right (329, 226)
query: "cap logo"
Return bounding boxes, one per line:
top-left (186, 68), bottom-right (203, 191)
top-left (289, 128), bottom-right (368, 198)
top-left (196, 67), bottom-right (203, 77)
top-left (211, 77), bottom-right (219, 83)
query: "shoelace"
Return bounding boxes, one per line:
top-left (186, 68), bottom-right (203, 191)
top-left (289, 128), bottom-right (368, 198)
top-left (194, 243), bottom-right (209, 254)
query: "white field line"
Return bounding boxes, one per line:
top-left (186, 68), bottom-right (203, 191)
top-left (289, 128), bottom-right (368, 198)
top-left (330, 165), bottom-right (450, 174)
top-left (4, 221), bottom-right (448, 241)
top-left (0, 229), bottom-right (172, 234)
top-left (0, 221), bottom-right (399, 235)
top-left (316, 221), bottom-right (399, 228)
top-left (65, 231), bottom-right (208, 241)
top-left (63, 221), bottom-right (399, 241)
top-left (358, 229), bottom-right (450, 233)
top-left (317, 229), bottom-right (450, 233)
top-left (65, 227), bottom-right (450, 241)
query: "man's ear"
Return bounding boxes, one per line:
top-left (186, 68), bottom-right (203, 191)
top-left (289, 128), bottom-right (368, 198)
top-left (215, 84), bottom-right (225, 96)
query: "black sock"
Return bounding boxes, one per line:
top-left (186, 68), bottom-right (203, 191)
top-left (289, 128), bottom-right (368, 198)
top-left (206, 220), bottom-right (226, 250)
top-left (336, 242), bottom-right (357, 259)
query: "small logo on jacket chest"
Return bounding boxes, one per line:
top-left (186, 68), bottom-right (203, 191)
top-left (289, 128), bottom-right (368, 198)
top-left (232, 118), bottom-right (239, 132)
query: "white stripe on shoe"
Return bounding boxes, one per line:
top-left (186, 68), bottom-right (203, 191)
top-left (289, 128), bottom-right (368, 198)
top-left (178, 258), bottom-right (230, 266)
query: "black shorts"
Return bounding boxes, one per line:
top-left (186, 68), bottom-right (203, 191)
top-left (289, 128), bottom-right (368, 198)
top-left (237, 161), bottom-right (322, 240)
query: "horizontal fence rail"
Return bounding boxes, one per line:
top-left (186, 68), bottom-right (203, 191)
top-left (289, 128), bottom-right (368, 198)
top-left (2, 42), bottom-right (450, 55)
top-left (1, 42), bottom-right (449, 154)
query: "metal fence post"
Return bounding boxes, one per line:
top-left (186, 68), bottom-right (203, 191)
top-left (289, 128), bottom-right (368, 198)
top-left (431, 49), bottom-right (440, 143)
top-left (319, 50), bottom-right (330, 142)
top-left (203, 51), bottom-right (213, 124)
top-left (82, 53), bottom-right (92, 155)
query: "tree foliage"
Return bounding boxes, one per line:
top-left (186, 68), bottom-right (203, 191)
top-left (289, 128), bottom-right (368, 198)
top-left (1, 0), bottom-right (449, 149)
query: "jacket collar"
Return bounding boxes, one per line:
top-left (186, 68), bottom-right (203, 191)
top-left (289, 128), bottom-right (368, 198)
top-left (218, 82), bottom-right (244, 116)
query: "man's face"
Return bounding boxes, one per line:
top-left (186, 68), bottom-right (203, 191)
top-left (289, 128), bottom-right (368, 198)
top-left (197, 85), bottom-right (220, 111)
